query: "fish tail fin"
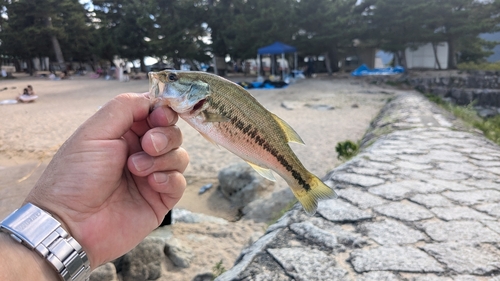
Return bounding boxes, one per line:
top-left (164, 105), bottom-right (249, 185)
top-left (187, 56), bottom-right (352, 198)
top-left (292, 174), bottom-right (337, 216)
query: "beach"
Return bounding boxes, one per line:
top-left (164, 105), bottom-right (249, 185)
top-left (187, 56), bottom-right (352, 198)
top-left (0, 73), bottom-right (392, 220)
top-left (0, 73), bottom-right (392, 280)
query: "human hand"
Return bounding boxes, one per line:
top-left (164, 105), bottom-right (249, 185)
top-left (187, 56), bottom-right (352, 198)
top-left (23, 93), bottom-right (189, 269)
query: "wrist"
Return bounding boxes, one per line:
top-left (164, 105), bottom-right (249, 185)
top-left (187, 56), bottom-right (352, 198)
top-left (0, 203), bottom-right (91, 281)
top-left (0, 232), bottom-right (61, 281)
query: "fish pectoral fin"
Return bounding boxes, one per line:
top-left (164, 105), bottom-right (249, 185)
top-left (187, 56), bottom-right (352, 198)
top-left (246, 161), bottom-right (276, 182)
top-left (202, 111), bottom-right (230, 123)
top-left (199, 131), bottom-right (220, 147)
top-left (271, 113), bottom-right (305, 145)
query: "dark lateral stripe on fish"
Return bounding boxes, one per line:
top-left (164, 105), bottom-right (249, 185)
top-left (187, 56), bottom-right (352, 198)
top-left (207, 96), bottom-right (311, 191)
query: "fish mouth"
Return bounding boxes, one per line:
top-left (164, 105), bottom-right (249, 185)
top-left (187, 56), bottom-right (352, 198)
top-left (190, 99), bottom-right (206, 115)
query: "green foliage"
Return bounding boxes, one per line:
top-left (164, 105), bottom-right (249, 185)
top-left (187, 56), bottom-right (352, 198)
top-left (457, 62), bottom-right (500, 72)
top-left (425, 94), bottom-right (500, 146)
top-left (335, 140), bottom-right (359, 161)
top-left (212, 260), bottom-right (226, 280)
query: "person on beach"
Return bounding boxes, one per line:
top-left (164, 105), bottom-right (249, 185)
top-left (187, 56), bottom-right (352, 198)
top-left (0, 93), bottom-right (189, 280)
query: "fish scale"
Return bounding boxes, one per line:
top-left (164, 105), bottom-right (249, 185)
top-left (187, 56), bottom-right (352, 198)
top-left (149, 70), bottom-right (337, 215)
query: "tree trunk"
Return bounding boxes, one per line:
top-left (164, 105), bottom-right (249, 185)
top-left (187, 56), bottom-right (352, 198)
top-left (140, 58), bottom-right (147, 73)
top-left (447, 38), bottom-right (457, 69)
top-left (324, 52), bottom-right (333, 76)
top-left (431, 42), bottom-right (442, 70)
top-left (45, 17), bottom-right (65, 65)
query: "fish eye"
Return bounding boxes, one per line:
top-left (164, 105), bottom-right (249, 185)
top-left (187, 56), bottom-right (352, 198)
top-left (168, 73), bottom-right (178, 81)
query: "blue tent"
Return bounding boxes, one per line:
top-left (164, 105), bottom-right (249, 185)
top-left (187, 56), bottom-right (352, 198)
top-left (258, 41), bottom-right (297, 55)
top-left (257, 42), bottom-right (297, 79)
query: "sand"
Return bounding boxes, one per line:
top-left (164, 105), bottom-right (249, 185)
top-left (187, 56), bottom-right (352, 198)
top-left (0, 73), bottom-right (392, 280)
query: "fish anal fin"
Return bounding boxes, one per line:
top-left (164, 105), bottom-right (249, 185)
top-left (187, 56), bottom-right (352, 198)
top-left (271, 113), bottom-right (305, 145)
top-left (246, 161), bottom-right (276, 182)
top-left (292, 174), bottom-right (337, 215)
top-left (202, 111), bottom-right (230, 123)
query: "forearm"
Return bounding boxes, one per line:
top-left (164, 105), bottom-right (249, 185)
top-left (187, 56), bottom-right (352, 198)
top-left (0, 232), bottom-right (60, 281)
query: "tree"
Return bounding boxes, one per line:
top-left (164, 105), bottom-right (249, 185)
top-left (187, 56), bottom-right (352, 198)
top-left (0, 0), bottom-right (91, 73)
top-left (293, 0), bottom-right (360, 74)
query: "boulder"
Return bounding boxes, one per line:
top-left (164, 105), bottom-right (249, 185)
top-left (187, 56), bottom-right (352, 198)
top-left (218, 163), bottom-right (273, 208)
top-left (119, 237), bottom-right (165, 281)
top-left (89, 263), bottom-right (118, 281)
top-left (165, 238), bottom-right (194, 268)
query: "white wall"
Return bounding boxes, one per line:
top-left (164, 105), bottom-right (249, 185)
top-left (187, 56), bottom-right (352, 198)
top-left (405, 42), bottom-right (448, 69)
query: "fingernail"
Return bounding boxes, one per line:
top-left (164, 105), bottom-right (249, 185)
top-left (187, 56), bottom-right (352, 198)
top-left (154, 172), bottom-right (169, 184)
top-left (131, 154), bottom-right (154, 171)
top-left (151, 132), bottom-right (168, 153)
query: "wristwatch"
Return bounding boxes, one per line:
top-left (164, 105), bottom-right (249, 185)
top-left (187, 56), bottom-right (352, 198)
top-left (0, 203), bottom-right (91, 281)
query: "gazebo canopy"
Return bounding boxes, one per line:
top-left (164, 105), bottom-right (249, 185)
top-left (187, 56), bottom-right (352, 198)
top-left (257, 41), bottom-right (297, 55)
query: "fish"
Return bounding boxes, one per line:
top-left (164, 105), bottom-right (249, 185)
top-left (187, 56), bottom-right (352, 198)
top-left (149, 70), bottom-right (336, 215)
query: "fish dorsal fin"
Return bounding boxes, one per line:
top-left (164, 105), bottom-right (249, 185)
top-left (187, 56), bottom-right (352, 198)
top-left (246, 161), bottom-right (276, 182)
top-left (202, 111), bottom-right (230, 123)
top-left (270, 113), bottom-right (305, 145)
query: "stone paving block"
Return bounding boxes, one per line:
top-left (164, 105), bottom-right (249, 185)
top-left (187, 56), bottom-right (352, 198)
top-left (470, 170), bottom-right (500, 181)
top-left (336, 188), bottom-right (388, 209)
top-left (362, 152), bottom-right (396, 163)
top-left (373, 201), bottom-right (434, 221)
top-left (418, 220), bottom-right (500, 243)
top-left (396, 154), bottom-right (433, 164)
top-left (358, 159), bottom-right (397, 171)
top-left (350, 246), bottom-right (444, 273)
top-left (404, 274), bottom-right (485, 281)
top-left (393, 161), bottom-right (433, 171)
top-left (437, 162), bottom-right (477, 175)
top-left (462, 179), bottom-right (500, 190)
top-left (422, 243), bottom-right (500, 275)
top-left (350, 167), bottom-right (383, 176)
top-left (430, 206), bottom-right (496, 221)
top-left (482, 220), bottom-right (500, 234)
top-left (409, 194), bottom-right (455, 208)
top-left (267, 247), bottom-right (348, 281)
top-left (329, 172), bottom-right (385, 188)
top-left (468, 159), bottom-right (500, 168)
top-left (317, 199), bottom-right (373, 222)
top-left (357, 271), bottom-right (400, 281)
top-left (425, 179), bottom-right (476, 191)
top-left (360, 219), bottom-right (427, 246)
top-left (485, 166), bottom-right (500, 175)
top-left (469, 153), bottom-right (498, 161)
top-left (425, 170), bottom-right (469, 181)
top-left (474, 203), bottom-right (500, 218)
top-left (425, 150), bottom-right (469, 163)
top-left (289, 222), bottom-right (338, 249)
top-left (368, 184), bottom-right (412, 200)
top-left (402, 274), bottom-right (453, 281)
top-left (392, 170), bottom-right (432, 181)
top-left (442, 190), bottom-right (500, 205)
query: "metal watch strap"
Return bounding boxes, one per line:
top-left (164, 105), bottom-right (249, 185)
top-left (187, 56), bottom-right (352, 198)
top-left (0, 203), bottom-right (90, 281)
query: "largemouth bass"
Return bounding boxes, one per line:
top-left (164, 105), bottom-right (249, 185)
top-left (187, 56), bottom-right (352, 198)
top-left (149, 70), bottom-right (336, 215)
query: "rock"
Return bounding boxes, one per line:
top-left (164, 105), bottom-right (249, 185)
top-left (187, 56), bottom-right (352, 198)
top-left (422, 243), bottom-right (500, 275)
top-left (173, 208), bottom-right (228, 225)
top-left (165, 238), bottom-right (194, 268)
top-left (218, 163), bottom-right (273, 208)
top-left (289, 221), bottom-right (339, 249)
top-left (360, 219), bottom-right (427, 246)
top-left (350, 246), bottom-right (444, 273)
top-left (373, 201), bottom-right (434, 221)
top-left (317, 199), bottom-right (374, 222)
top-left (192, 273), bottom-right (214, 281)
top-left (417, 220), bottom-right (500, 243)
top-left (90, 263), bottom-right (118, 281)
top-left (242, 187), bottom-right (296, 222)
top-left (119, 237), bottom-right (165, 281)
top-left (267, 247), bottom-right (348, 280)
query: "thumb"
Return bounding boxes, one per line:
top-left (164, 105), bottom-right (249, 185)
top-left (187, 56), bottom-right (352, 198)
top-left (78, 93), bottom-right (152, 140)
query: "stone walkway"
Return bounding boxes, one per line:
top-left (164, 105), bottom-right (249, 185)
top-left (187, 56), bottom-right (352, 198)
top-left (216, 91), bottom-right (500, 281)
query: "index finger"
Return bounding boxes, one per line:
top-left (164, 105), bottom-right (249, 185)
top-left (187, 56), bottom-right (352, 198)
top-left (148, 106), bottom-right (178, 128)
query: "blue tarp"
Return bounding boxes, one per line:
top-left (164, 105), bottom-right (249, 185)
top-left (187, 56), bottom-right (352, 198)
top-left (258, 42), bottom-right (297, 55)
top-left (351, 64), bottom-right (405, 76)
